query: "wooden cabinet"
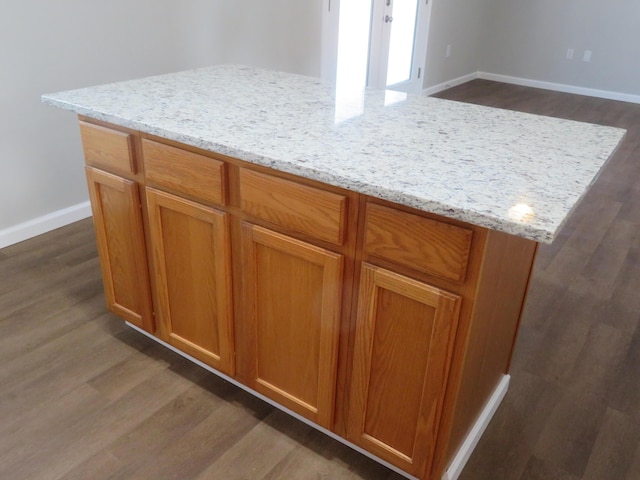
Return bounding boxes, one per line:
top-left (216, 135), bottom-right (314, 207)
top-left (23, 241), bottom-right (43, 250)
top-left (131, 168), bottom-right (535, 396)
top-left (84, 166), bottom-right (154, 332)
top-left (145, 188), bottom-right (234, 374)
top-left (80, 121), bottom-right (154, 332)
top-left (237, 167), bottom-right (351, 428)
top-left (142, 138), bottom-right (234, 374)
top-left (78, 119), bottom-right (538, 480)
top-left (240, 223), bottom-right (344, 428)
top-left (347, 264), bottom-right (461, 477)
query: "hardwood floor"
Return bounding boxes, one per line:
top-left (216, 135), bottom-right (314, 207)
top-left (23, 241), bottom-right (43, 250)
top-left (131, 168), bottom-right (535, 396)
top-left (0, 220), bottom-right (401, 480)
top-left (434, 81), bottom-right (640, 480)
top-left (1, 80), bottom-right (639, 479)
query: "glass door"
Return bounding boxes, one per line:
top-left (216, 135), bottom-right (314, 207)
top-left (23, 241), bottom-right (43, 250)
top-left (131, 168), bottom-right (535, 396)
top-left (368, 0), bottom-right (422, 92)
top-left (324, 0), bottom-right (431, 94)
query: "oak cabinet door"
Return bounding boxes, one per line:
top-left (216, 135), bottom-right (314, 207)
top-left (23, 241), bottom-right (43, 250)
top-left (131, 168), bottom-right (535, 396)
top-left (348, 263), bottom-right (461, 477)
top-left (146, 188), bottom-right (234, 375)
top-left (241, 223), bottom-right (344, 428)
top-left (85, 166), bottom-right (154, 332)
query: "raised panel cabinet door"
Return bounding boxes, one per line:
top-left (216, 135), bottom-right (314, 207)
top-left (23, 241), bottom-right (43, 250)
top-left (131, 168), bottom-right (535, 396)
top-left (242, 223), bottom-right (344, 428)
top-left (348, 263), bottom-right (461, 477)
top-left (146, 188), bottom-right (234, 375)
top-left (85, 166), bottom-right (154, 332)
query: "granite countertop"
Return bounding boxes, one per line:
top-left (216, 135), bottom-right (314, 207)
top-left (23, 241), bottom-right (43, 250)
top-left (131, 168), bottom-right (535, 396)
top-left (42, 65), bottom-right (626, 243)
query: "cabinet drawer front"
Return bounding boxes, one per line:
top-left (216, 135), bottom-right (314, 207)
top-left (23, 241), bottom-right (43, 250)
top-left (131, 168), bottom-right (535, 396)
top-left (239, 168), bottom-right (347, 245)
top-left (364, 203), bottom-right (473, 282)
top-left (143, 139), bottom-right (226, 206)
top-left (80, 121), bottom-right (136, 175)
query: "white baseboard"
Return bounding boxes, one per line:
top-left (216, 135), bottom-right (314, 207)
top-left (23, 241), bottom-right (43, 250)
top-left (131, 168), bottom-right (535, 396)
top-left (477, 72), bottom-right (640, 103)
top-left (422, 71), bottom-right (640, 105)
top-left (477, 72), bottom-right (640, 105)
top-left (0, 201), bottom-right (92, 249)
top-left (442, 375), bottom-right (511, 480)
top-left (422, 72), bottom-right (479, 97)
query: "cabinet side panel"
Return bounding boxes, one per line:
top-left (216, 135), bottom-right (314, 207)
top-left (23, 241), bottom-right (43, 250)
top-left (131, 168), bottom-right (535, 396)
top-left (440, 231), bottom-right (537, 471)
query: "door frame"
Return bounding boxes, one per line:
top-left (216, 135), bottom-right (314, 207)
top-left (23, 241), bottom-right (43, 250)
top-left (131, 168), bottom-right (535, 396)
top-left (321, 0), bottom-right (433, 94)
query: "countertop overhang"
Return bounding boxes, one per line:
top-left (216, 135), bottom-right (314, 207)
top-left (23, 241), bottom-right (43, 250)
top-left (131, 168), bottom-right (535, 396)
top-left (42, 65), bottom-right (626, 243)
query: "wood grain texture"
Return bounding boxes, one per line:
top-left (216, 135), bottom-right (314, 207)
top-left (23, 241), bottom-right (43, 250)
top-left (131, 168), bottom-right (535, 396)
top-left (84, 166), bottom-right (154, 331)
top-left (348, 263), bottom-right (461, 476)
top-left (434, 230), bottom-right (537, 476)
top-left (146, 187), bottom-right (235, 374)
top-left (364, 202), bottom-right (473, 282)
top-left (355, 198), bottom-right (492, 480)
top-left (239, 168), bottom-right (348, 245)
top-left (80, 121), bottom-right (136, 175)
top-left (241, 223), bottom-right (344, 428)
top-left (142, 138), bottom-right (226, 206)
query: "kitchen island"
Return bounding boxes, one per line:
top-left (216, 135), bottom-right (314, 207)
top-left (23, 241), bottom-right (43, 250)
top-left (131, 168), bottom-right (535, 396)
top-left (43, 65), bottom-right (625, 480)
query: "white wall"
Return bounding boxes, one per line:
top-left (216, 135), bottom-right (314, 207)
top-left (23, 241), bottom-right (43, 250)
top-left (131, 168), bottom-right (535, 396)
top-left (423, 0), bottom-right (491, 89)
top-left (0, 0), bottom-right (213, 238)
top-left (0, 0), bottom-right (322, 246)
top-left (480, 0), bottom-right (640, 96)
top-left (207, 0), bottom-right (323, 77)
top-left (421, 0), bottom-right (640, 98)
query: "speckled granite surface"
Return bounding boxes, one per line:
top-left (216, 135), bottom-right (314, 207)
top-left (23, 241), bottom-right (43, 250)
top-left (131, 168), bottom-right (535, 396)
top-left (42, 65), bottom-right (625, 243)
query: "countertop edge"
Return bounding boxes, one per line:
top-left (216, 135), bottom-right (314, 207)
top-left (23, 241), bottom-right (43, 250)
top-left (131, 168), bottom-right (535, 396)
top-left (41, 89), bottom-right (622, 245)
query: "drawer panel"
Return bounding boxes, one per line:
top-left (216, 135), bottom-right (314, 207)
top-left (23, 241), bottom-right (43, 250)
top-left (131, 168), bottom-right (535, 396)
top-left (80, 121), bottom-right (136, 175)
top-left (239, 168), bottom-right (347, 245)
top-left (364, 203), bottom-right (473, 282)
top-left (142, 139), bottom-right (226, 206)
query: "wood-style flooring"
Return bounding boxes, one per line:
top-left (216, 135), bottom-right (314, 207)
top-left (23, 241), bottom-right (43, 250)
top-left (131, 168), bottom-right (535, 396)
top-left (435, 81), bottom-right (640, 480)
top-left (1, 80), bottom-right (639, 479)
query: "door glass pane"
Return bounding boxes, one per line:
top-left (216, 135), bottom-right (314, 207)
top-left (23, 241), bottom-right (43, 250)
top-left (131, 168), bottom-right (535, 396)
top-left (336, 0), bottom-right (373, 91)
top-left (335, 0), bottom-right (373, 123)
top-left (386, 0), bottom-right (419, 86)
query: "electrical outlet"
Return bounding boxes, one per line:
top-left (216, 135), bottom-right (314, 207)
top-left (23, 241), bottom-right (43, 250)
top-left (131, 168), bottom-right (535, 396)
top-left (445, 44), bottom-right (451, 58)
top-left (583, 50), bottom-right (592, 62)
top-left (566, 48), bottom-right (574, 60)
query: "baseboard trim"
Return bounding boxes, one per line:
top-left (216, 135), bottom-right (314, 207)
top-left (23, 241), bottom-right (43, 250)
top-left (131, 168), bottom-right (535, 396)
top-left (442, 375), bottom-right (511, 480)
top-left (422, 71), bottom-right (640, 105)
top-left (422, 72), bottom-right (479, 97)
top-left (0, 201), bottom-right (92, 249)
top-left (477, 72), bottom-right (640, 105)
top-left (125, 322), bottom-right (420, 480)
